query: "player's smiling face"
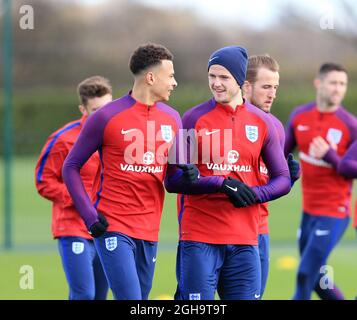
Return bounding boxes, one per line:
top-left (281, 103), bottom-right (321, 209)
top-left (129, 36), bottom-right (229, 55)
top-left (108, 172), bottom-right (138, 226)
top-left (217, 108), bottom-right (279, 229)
top-left (151, 60), bottom-right (177, 102)
top-left (246, 68), bottom-right (279, 113)
top-left (316, 70), bottom-right (348, 108)
top-left (208, 65), bottom-right (240, 104)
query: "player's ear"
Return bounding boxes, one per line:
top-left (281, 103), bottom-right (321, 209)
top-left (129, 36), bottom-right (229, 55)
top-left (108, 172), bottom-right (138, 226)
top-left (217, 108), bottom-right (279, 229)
top-left (313, 78), bottom-right (320, 90)
top-left (242, 80), bottom-right (251, 96)
top-left (79, 104), bottom-right (88, 116)
top-left (145, 71), bottom-right (155, 86)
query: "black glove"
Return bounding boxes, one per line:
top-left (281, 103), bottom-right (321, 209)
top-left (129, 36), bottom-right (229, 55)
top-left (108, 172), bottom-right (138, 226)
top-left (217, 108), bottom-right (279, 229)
top-left (177, 164), bottom-right (200, 183)
top-left (89, 212), bottom-right (109, 238)
top-left (220, 177), bottom-right (257, 208)
top-left (287, 153), bottom-right (300, 182)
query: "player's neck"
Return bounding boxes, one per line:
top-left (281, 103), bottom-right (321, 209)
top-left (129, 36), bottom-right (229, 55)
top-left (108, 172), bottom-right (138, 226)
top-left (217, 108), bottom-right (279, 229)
top-left (226, 91), bottom-right (243, 111)
top-left (316, 97), bottom-right (339, 113)
top-left (131, 84), bottom-right (156, 106)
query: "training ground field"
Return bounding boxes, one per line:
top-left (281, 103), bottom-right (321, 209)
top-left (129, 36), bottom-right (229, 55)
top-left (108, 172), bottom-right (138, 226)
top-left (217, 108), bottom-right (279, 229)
top-left (0, 157), bottom-right (356, 300)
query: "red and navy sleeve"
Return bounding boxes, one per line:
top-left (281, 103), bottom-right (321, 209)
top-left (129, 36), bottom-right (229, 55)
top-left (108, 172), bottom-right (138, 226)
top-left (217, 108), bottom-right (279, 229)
top-left (62, 95), bottom-right (134, 229)
top-left (338, 140), bottom-right (357, 178)
top-left (269, 113), bottom-right (286, 150)
top-left (323, 108), bottom-right (357, 169)
top-left (284, 109), bottom-right (298, 157)
top-left (250, 109), bottom-right (291, 203)
top-left (165, 99), bottom-right (224, 194)
top-left (284, 102), bottom-right (315, 157)
top-left (35, 123), bottom-right (80, 205)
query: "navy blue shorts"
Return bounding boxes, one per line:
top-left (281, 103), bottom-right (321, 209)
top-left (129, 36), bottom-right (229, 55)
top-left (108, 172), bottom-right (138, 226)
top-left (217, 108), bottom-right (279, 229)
top-left (58, 236), bottom-right (108, 300)
top-left (94, 232), bottom-right (158, 300)
top-left (175, 241), bottom-right (261, 300)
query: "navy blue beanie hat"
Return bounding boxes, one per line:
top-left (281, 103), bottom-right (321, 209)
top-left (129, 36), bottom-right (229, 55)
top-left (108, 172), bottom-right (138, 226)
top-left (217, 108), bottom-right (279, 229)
top-left (207, 46), bottom-right (248, 87)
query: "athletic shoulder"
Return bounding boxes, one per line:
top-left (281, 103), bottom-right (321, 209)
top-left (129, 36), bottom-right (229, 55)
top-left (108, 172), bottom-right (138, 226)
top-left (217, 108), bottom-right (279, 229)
top-left (336, 106), bottom-right (357, 125)
top-left (182, 98), bottom-right (216, 129)
top-left (93, 94), bottom-right (134, 121)
top-left (157, 102), bottom-right (182, 127)
top-left (289, 102), bottom-right (315, 120)
top-left (244, 101), bottom-right (275, 126)
top-left (336, 106), bottom-right (357, 139)
top-left (48, 119), bottom-right (82, 145)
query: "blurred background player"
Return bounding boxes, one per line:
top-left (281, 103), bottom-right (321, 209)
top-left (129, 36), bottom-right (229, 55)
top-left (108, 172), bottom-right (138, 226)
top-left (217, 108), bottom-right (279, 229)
top-left (35, 76), bottom-right (113, 299)
top-left (285, 63), bottom-right (357, 300)
top-left (167, 46), bottom-right (291, 300)
top-left (243, 54), bottom-right (300, 298)
top-left (62, 43), bottom-right (199, 300)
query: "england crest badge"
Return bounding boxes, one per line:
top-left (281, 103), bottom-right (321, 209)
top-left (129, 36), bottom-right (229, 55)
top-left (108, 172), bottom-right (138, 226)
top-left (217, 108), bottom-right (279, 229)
top-left (245, 125), bottom-right (259, 143)
top-left (105, 237), bottom-right (117, 251)
top-left (72, 242), bottom-right (84, 254)
top-left (161, 125), bottom-right (173, 142)
top-left (189, 293), bottom-right (201, 300)
top-left (326, 128), bottom-right (342, 145)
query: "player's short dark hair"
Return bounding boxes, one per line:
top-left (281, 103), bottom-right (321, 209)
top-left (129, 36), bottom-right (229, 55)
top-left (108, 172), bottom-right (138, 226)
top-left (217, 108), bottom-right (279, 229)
top-left (129, 43), bottom-right (173, 75)
top-left (77, 76), bottom-right (112, 106)
top-left (318, 63), bottom-right (347, 79)
top-left (246, 54), bottom-right (279, 84)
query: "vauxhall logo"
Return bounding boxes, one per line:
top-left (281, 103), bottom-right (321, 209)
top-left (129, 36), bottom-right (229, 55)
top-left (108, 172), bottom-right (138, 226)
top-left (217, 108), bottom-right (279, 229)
top-left (118, 121), bottom-right (258, 175)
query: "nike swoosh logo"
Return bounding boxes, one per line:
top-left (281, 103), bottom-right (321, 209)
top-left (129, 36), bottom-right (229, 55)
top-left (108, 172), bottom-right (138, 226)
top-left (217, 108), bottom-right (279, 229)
top-left (226, 185), bottom-right (237, 192)
top-left (254, 294), bottom-right (261, 299)
top-left (205, 129), bottom-right (220, 135)
top-left (315, 229), bottom-right (330, 236)
top-left (297, 125), bottom-right (310, 131)
top-left (209, 56), bottom-right (219, 63)
top-left (152, 257), bottom-right (157, 263)
top-left (121, 128), bottom-right (137, 134)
